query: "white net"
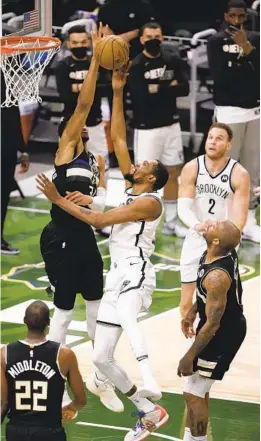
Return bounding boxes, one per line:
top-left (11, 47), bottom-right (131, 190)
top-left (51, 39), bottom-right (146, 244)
top-left (0, 38), bottom-right (60, 107)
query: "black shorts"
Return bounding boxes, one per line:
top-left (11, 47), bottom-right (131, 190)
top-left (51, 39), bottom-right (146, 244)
top-left (6, 424), bottom-right (66, 441)
top-left (194, 315), bottom-right (247, 380)
top-left (40, 221), bottom-right (103, 310)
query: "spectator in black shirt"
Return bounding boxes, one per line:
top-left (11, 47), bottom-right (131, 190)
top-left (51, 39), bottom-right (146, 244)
top-left (128, 22), bottom-right (189, 237)
top-left (55, 25), bottom-right (110, 170)
top-left (98, 0), bottom-right (156, 58)
top-left (207, 0), bottom-right (260, 244)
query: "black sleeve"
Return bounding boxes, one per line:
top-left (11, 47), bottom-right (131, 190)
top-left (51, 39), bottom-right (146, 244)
top-left (55, 59), bottom-right (78, 109)
top-left (159, 57), bottom-right (189, 98)
top-left (207, 35), bottom-right (247, 86)
top-left (245, 33), bottom-right (260, 71)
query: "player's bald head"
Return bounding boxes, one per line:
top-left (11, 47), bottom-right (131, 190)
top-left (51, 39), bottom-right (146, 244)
top-left (205, 220), bottom-right (241, 254)
top-left (24, 300), bottom-right (50, 333)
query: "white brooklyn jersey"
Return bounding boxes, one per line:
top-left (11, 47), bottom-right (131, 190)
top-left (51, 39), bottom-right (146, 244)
top-left (109, 189), bottom-right (163, 261)
top-left (194, 155), bottom-right (237, 222)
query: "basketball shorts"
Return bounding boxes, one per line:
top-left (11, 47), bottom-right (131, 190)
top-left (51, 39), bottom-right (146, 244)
top-left (40, 221), bottom-right (103, 310)
top-left (193, 315), bottom-right (247, 380)
top-left (6, 424), bottom-right (66, 441)
top-left (134, 122), bottom-right (184, 167)
top-left (97, 257), bottom-right (155, 326)
top-left (180, 228), bottom-right (207, 283)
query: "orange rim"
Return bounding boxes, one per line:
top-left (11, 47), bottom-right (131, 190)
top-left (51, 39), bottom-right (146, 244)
top-left (0, 36), bottom-right (61, 54)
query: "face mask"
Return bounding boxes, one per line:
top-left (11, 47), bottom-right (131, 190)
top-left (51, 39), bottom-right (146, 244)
top-left (144, 39), bottom-right (161, 57)
top-left (71, 47), bottom-right (87, 59)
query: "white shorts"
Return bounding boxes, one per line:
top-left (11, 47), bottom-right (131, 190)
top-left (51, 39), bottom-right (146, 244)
top-left (134, 122), bottom-right (184, 167)
top-left (183, 372), bottom-right (215, 399)
top-left (87, 122), bottom-right (109, 170)
top-left (180, 228), bottom-right (207, 283)
top-left (97, 258), bottom-right (155, 326)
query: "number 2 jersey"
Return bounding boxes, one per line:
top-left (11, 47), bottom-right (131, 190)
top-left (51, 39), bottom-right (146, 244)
top-left (5, 340), bottom-right (65, 427)
top-left (194, 155), bottom-right (237, 222)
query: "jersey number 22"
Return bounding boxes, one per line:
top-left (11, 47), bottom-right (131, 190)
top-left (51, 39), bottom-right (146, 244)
top-left (15, 380), bottom-right (48, 411)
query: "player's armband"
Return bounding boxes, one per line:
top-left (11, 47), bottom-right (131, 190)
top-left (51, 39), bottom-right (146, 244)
top-left (88, 187), bottom-right (106, 212)
top-left (177, 198), bottom-right (200, 229)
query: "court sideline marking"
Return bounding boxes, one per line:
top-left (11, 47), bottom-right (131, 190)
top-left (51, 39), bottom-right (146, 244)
top-left (76, 421), bottom-right (181, 441)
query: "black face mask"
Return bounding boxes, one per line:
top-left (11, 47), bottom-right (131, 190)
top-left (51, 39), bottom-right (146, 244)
top-left (144, 39), bottom-right (161, 57)
top-left (71, 47), bottom-right (87, 59)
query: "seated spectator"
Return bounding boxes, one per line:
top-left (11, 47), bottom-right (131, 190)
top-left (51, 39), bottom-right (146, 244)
top-left (207, 0), bottom-right (260, 243)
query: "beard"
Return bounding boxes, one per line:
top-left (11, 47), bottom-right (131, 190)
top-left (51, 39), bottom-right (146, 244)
top-left (124, 172), bottom-right (135, 183)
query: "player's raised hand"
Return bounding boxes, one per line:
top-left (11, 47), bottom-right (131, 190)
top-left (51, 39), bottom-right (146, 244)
top-left (112, 61), bottom-right (131, 90)
top-left (36, 174), bottom-right (61, 203)
top-left (92, 22), bottom-right (110, 58)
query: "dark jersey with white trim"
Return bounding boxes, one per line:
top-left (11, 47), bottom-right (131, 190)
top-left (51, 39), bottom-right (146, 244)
top-left (6, 340), bottom-right (65, 427)
top-left (196, 248), bottom-right (243, 330)
top-left (51, 150), bottom-right (99, 232)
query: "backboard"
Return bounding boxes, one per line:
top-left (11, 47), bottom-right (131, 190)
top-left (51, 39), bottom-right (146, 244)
top-left (2, 0), bottom-right (52, 37)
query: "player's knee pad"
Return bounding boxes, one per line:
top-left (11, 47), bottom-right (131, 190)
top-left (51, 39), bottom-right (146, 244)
top-left (85, 300), bottom-right (101, 341)
top-left (183, 372), bottom-right (215, 399)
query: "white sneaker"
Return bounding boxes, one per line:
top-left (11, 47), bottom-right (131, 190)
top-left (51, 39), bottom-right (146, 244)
top-left (242, 209), bottom-right (260, 243)
top-left (124, 405), bottom-right (169, 441)
top-left (86, 373), bottom-right (124, 412)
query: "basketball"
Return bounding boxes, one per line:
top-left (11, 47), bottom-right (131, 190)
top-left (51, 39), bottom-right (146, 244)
top-left (95, 35), bottom-right (129, 70)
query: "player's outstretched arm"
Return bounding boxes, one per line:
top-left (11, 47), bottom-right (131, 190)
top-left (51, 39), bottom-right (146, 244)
top-left (111, 66), bottom-right (133, 187)
top-left (231, 164), bottom-right (250, 232)
top-left (36, 173), bottom-right (162, 226)
top-left (1, 347), bottom-right (8, 423)
top-left (57, 23), bottom-right (108, 163)
top-left (177, 270), bottom-right (230, 377)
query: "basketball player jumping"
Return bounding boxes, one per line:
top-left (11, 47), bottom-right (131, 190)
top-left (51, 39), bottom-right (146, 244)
top-left (37, 67), bottom-right (169, 440)
top-left (178, 122), bottom-right (250, 319)
top-left (1, 301), bottom-right (86, 441)
top-left (39, 24), bottom-right (124, 413)
top-left (178, 220), bottom-right (246, 441)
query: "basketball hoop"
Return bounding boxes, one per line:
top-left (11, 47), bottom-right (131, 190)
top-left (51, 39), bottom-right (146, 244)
top-left (0, 35), bottom-right (61, 107)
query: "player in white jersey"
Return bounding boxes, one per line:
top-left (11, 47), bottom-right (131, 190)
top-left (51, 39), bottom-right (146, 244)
top-left (178, 122), bottom-right (250, 320)
top-left (36, 67), bottom-right (169, 441)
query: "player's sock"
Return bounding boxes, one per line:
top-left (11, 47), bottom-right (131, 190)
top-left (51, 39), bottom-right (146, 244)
top-left (128, 389), bottom-right (156, 413)
top-left (183, 427), bottom-right (192, 441)
top-left (138, 356), bottom-right (159, 390)
top-left (191, 435), bottom-right (207, 441)
top-left (164, 200), bottom-right (177, 226)
top-left (48, 307), bottom-right (72, 344)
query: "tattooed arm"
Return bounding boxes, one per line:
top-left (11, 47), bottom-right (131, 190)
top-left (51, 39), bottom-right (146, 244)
top-left (187, 270), bottom-right (231, 359)
top-left (177, 269), bottom-right (231, 377)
